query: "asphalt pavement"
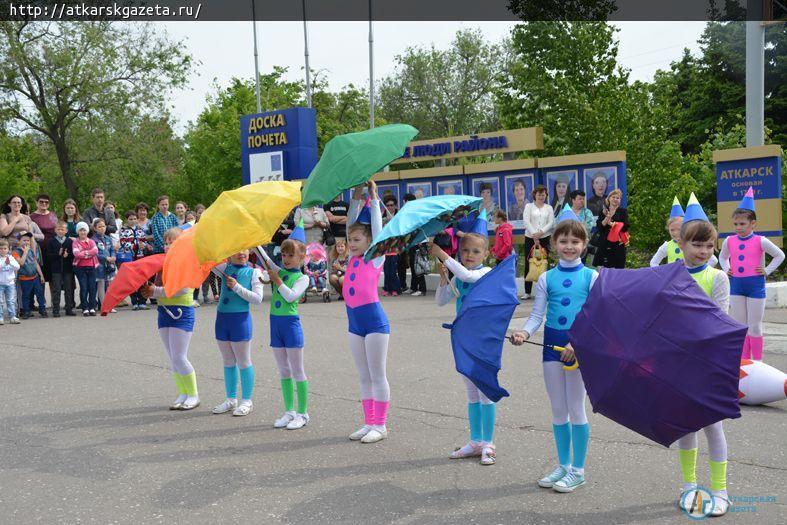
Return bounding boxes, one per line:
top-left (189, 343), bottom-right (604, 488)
top-left (0, 293), bottom-right (785, 524)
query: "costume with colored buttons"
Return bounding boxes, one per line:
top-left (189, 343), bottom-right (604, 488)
top-left (435, 210), bottom-right (497, 449)
top-left (260, 223), bottom-right (311, 418)
top-left (345, 197), bottom-right (391, 430)
top-left (214, 262), bottom-right (264, 403)
top-left (718, 189), bottom-right (784, 361)
top-left (675, 194), bottom-right (731, 506)
top-left (522, 206), bottom-right (596, 477)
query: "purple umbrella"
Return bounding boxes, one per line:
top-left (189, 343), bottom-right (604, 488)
top-left (569, 262), bottom-right (746, 447)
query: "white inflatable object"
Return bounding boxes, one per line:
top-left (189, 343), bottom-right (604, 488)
top-left (739, 359), bottom-right (787, 406)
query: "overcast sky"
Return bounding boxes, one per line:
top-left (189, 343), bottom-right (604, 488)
top-left (160, 21), bottom-right (707, 133)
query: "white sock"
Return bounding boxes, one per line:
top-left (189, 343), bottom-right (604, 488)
top-left (175, 394), bottom-right (188, 403)
top-left (682, 482), bottom-right (697, 492)
top-left (372, 424), bottom-right (386, 432)
top-left (572, 467), bottom-right (584, 476)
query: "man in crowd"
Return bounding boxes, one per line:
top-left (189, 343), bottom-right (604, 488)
top-left (82, 188), bottom-right (118, 234)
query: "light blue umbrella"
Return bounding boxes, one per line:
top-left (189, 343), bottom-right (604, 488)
top-left (364, 195), bottom-right (482, 261)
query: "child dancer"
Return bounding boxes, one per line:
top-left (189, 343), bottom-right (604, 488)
top-left (345, 181), bottom-right (391, 444)
top-left (432, 210), bottom-right (498, 465)
top-left (718, 188), bottom-right (784, 361)
top-left (511, 205), bottom-right (595, 493)
top-left (257, 221), bottom-right (311, 430)
top-left (141, 227), bottom-right (200, 411)
top-left (212, 250), bottom-right (264, 417)
top-left (650, 197), bottom-right (719, 268)
top-left (675, 193), bottom-right (732, 517)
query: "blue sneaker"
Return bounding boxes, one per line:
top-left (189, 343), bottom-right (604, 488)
top-left (538, 466), bottom-right (568, 488)
top-left (553, 469), bottom-right (585, 493)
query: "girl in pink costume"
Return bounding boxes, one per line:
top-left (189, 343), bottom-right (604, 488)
top-left (719, 188), bottom-right (784, 361)
top-left (345, 181), bottom-right (391, 444)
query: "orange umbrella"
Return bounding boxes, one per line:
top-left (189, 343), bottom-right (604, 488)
top-left (162, 225), bottom-right (218, 298)
top-left (101, 254), bottom-right (165, 316)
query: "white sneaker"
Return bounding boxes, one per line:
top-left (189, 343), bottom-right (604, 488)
top-left (212, 398), bottom-right (237, 414)
top-left (538, 466), bottom-right (568, 488)
top-left (519, 293), bottom-right (530, 300)
top-left (110, 308), bottom-right (118, 313)
top-left (361, 427), bottom-right (388, 443)
top-left (10, 317), bottom-right (20, 324)
top-left (170, 394), bottom-right (188, 410)
top-left (710, 491), bottom-right (729, 517)
top-left (193, 300), bottom-right (201, 308)
top-left (349, 425), bottom-right (373, 441)
top-left (0, 318), bottom-right (4, 325)
top-left (411, 291), bottom-right (423, 297)
top-left (274, 411), bottom-right (296, 428)
top-left (83, 310), bottom-right (90, 317)
top-left (286, 413), bottom-right (309, 429)
top-left (180, 396), bottom-right (200, 410)
top-left (232, 400), bottom-right (253, 417)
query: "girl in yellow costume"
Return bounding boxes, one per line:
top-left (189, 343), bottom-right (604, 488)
top-left (141, 227), bottom-right (200, 410)
top-left (675, 194), bottom-right (730, 517)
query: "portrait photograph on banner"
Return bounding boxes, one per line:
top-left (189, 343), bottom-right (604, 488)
top-left (436, 179), bottom-right (464, 196)
top-left (584, 166), bottom-right (618, 217)
top-left (377, 183), bottom-right (400, 205)
top-left (504, 173), bottom-right (535, 227)
top-left (545, 169), bottom-right (578, 216)
top-left (406, 181), bottom-right (433, 200)
top-left (471, 177), bottom-right (501, 227)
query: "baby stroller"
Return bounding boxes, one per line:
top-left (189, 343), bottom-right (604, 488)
top-left (304, 243), bottom-right (330, 303)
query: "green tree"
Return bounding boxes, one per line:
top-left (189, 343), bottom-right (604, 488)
top-left (377, 28), bottom-right (503, 139)
top-left (0, 21), bottom-right (191, 200)
top-left (0, 129), bottom-right (49, 198)
top-left (652, 22), bottom-right (787, 154)
top-left (183, 68), bottom-right (372, 205)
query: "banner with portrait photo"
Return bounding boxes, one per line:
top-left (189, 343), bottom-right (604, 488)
top-left (436, 179), bottom-right (464, 197)
top-left (545, 169), bottom-right (578, 216)
top-left (406, 181), bottom-right (433, 200)
top-left (503, 173), bottom-right (535, 229)
top-left (583, 166), bottom-right (618, 218)
top-left (471, 176), bottom-right (501, 230)
top-left (377, 183), bottom-right (401, 206)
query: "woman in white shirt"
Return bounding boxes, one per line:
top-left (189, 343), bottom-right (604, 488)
top-left (521, 185), bottom-right (554, 299)
top-left (293, 206), bottom-right (330, 246)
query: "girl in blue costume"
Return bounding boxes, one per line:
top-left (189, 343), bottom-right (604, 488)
top-left (431, 210), bottom-right (499, 465)
top-left (140, 227), bottom-right (200, 410)
top-left (511, 205), bottom-right (596, 493)
top-left (211, 249), bottom-right (265, 417)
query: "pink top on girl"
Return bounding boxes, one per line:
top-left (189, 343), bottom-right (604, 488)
top-left (727, 234), bottom-right (764, 278)
top-left (72, 238), bottom-right (99, 268)
top-left (343, 255), bottom-right (383, 308)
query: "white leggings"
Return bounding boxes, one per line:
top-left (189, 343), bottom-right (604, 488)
top-left (543, 362), bottom-right (588, 425)
top-left (676, 421), bottom-right (727, 462)
top-left (158, 327), bottom-right (194, 376)
top-left (729, 296), bottom-right (766, 337)
top-left (217, 340), bottom-right (252, 369)
top-left (272, 347), bottom-right (307, 382)
top-left (462, 374), bottom-right (493, 404)
top-left (349, 333), bottom-right (390, 401)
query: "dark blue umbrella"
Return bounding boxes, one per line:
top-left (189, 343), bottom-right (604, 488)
top-left (442, 254), bottom-right (519, 402)
top-left (569, 262), bottom-right (746, 447)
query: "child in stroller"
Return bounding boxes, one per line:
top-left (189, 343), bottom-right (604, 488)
top-left (305, 243), bottom-right (330, 302)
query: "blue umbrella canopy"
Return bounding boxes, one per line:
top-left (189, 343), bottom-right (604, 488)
top-left (364, 195), bottom-right (482, 261)
top-left (569, 262), bottom-right (746, 447)
top-left (442, 254), bottom-right (519, 402)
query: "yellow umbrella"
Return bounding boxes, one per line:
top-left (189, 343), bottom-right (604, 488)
top-left (194, 181), bottom-right (302, 263)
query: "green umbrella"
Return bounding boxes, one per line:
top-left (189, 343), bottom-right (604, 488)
top-left (300, 124), bottom-right (418, 207)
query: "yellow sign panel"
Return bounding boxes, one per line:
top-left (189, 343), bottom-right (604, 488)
top-left (391, 127), bottom-right (543, 164)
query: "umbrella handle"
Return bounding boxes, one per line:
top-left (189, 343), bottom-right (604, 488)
top-left (552, 345), bottom-right (579, 371)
